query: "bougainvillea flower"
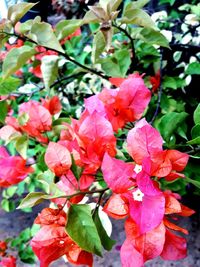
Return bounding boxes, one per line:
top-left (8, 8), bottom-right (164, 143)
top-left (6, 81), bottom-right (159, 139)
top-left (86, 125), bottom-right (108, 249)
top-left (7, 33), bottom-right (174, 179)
top-left (29, 65), bottom-right (43, 78)
top-left (53, 171), bottom-right (86, 205)
top-left (84, 74), bottom-right (151, 132)
top-left (103, 194), bottom-right (129, 220)
top-left (45, 142), bottom-right (72, 176)
top-left (41, 96), bottom-right (62, 115)
top-left (101, 153), bottom-right (135, 194)
top-left (66, 244), bottom-right (93, 267)
top-left (34, 207), bottom-right (66, 226)
top-left (19, 100), bottom-right (52, 143)
top-left (127, 119), bottom-right (189, 180)
top-left (0, 256), bottom-right (16, 267)
top-left (160, 229), bottom-right (187, 260)
top-left (66, 112), bottom-right (117, 173)
top-left (127, 118), bottom-right (163, 164)
top-left (31, 208), bottom-right (93, 267)
top-left (31, 224), bottom-right (75, 267)
top-left (121, 218), bottom-right (166, 267)
top-left (102, 153), bottom-right (165, 234)
top-left (150, 71), bottom-right (160, 93)
top-left (0, 146), bottom-right (33, 187)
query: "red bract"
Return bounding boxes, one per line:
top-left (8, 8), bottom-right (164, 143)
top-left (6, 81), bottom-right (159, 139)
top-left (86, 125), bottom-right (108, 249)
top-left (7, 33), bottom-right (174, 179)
top-left (127, 119), bottom-right (189, 180)
top-left (31, 208), bottom-right (93, 267)
top-left (61, 112), bottom-right (116, 174)
top-left (150, 71), bottom-right (160, 93)
top-left (0, 256), bottom-right (16, 267)
top-left (121, 219), bottom-right (166, 267)
top-left (84, 74), bottom-right (151, 132)
top-left (127, 118), bottom-right (163, 164)
top-left (41, 96), bottom-right (62, 115)
top-left (0, 146), bottom-right (33, 187)
top-left (161, 230), bottom-right (187, 260)
top-left (0, 241), bottom-right (7, 256)
top-left (102, 153), bottom-right (135, 194)
top-left (45, 142), bottom-right (72, 176)
top-left (19, 100), bottom-right (52, 143)
top-left (60, 28), bottom-right (81, 45)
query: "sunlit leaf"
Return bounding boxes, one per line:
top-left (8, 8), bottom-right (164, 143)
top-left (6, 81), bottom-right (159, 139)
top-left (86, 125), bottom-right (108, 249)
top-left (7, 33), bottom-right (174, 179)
top-left (2, 46), bottom-right (36, 79)
top-left (66, 204), bottom-right (102, 256)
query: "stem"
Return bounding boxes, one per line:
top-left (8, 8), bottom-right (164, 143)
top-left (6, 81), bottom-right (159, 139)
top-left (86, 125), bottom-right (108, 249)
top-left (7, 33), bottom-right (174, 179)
top-left (56, 187), bottom-right (109, 200)
top-left (186, 146), bottom-right (200, 155)
top-left (2, 31), bottom-right (109, 81)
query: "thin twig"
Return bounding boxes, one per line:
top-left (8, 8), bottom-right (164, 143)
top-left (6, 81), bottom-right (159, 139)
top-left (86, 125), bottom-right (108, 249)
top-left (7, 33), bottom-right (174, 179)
top-left (1, 31), bottom-right (109, 80)
top-left (186, 146), bottom-right (200, 155)
top-left (56, 187), bottom-right (109, 200)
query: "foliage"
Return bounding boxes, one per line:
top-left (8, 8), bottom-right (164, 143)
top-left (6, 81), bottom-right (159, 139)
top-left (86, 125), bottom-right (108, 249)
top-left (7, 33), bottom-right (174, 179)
top-left (0, 0), bottom-right (199, 266)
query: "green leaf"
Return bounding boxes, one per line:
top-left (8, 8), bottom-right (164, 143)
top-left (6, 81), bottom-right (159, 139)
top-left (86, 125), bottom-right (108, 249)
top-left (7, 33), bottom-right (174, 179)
top-left (122, 8), bottom-right (156, 29)
top-left (83, 10), bottom-right (100, 24)
top-left (41, 55), bottom-right (59, 90)
top-left (55, 19), bottom-right (82, 41)
top-left (93, 208), bottom-right (116, 251)
top-left (191, 124), bottom-right (200, 139)
top-left (17, 192), bottom-right (59, 209)
top-left (139, 28), bottom-right (169, 48)
top-left (6, 186), bottom-right (18, 198)
top-left (0, 101), bottom-right (8, 123)
top-left (186, 62), bottom-right (200, 75)
top-left (18, 16), bottom-right (41, 35)
top-left (29, 22), bottom-right (64, 53)
top-left (66, 204), bottom-right (102, 256)
top-left (194, 104), bottom-right (200, 125)
top-left (162, 76), bottom-right (177, 90)
top-left (124, 0), bottom-right (149, 10)
top-left (109, 0), bottom-right (123, 12)
top-left (101, 49), bottom-right (131, 77)
top-left (187, 137), bottom-right (200, 145)
top-left (0, 76), bottom-right (21, 95)
top-left (1, 199), bottom-right (15, 212)
top-left (2, 46), bottom-right (36, 79)
top-left (158, 112), bottom-right (188, 143)
top-left (7, 2), bottom-right (37, 25)
top-left (15, 135), bottom-right (28, 159)
top-left (92, 31), bottom-right (106, 63)
top-left (0, 20), bottom-right (12, 48)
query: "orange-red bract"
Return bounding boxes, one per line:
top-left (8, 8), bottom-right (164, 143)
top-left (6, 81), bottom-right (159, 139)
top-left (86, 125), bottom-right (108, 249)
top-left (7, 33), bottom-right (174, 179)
top-left (44, 142), bottom-right (72, 176)
top-left (31, 208), bottom-right (93, 267)
top-left (19, 101), bottom-right (52, 143)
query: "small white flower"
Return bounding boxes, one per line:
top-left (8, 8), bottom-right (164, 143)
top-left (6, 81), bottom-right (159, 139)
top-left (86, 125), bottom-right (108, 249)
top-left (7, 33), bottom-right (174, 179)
top-left (134, 164), bottom-right (142, 174)
top-left (59, 240), bottom-right (65, 245)
top-left (133, 189), bottom-right (144, 202)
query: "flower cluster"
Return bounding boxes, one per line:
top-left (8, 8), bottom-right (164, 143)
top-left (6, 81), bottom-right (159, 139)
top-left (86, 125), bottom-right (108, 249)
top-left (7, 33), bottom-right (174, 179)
top-left (0, 74), bottom-right (194, 267)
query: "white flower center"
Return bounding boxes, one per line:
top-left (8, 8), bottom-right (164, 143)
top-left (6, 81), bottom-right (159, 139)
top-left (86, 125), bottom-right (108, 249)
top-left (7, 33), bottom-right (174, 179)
top-left (59, 240), bottom-right (65, 245)
top-left (134, 164), bottom-right (142, 174)
top-left (133, 189), bottom-right (144, 202)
